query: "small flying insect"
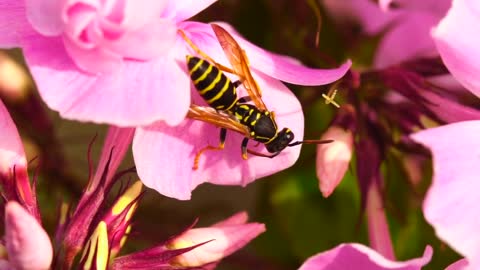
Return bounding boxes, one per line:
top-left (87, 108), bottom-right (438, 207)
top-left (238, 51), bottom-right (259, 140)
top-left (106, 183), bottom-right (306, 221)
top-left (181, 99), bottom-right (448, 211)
top-left (180, 25), bottom-right (333, 170)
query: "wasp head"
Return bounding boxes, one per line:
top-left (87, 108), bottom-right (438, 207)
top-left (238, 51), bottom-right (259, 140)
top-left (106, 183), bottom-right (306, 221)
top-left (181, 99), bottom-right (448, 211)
top-left (265, 128), bottom-right (294, 153)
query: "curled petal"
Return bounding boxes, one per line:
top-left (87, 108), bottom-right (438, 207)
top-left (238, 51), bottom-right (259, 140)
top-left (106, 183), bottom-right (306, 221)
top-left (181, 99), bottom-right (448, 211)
top-left (163, 0), bottom-right (218, 22)
top-left (5, 202), bottom-right (52, 270)
top-left (180, 22), bottom-right (351, 86)
top-left (133, 72), bottom-right (303, 200)
top-left (433, 0), bottom-right (480, 98)
top-left (22, 35), bottom-right (190, 126)
top-left (411, 121), bottom-right (480, 269)
top-left (298, 243), bottom-right (432, 270)
top-left (25, 0), bottom-right (63, 36)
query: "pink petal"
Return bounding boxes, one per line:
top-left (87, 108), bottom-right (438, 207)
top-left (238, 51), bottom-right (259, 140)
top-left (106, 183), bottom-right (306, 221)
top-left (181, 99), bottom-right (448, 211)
top-left (63, 35), bottom-right (124, 73)
top-left (180, 22), bottom-right (351, 86)
top-left (366, 180), bottom-right (394, 260)
top-left (446, 259), bottom-right (469, 270)
top-left (379, 0), bottom-right (393, 11)
top-left (298, 244), bottom-right (432, 270)
top-left (411, 121), bottom-right (480, 269)
top-left (0, 1), bottom-right (35, 48)
top-left (170, 222), bottom-right (265, 267)
top-left (163, 0), bottom-right (218, 22)
top-left (0, 99), bottom-right (26, 173)
top-left (121, 0), bottom-right (168, 29)
top-left (5, 201), bottom-right (53, 270)
top-left (212, 211), bottom-right (249, 227)
top-left (22, 35), bottom-right (190, 126)
top-left (420, 90), bottom-right (480, 123)
top-left (316, 127), bottom-right (353, 197)
top-left (93, 126), bottom-right (135, 187)
top-left (322, 0), bottom-right (397, 34)
top-left (0, 260), bottom-right (13, 270)
top-left (133, 72), bottom-right (304, 200)
top-left (432, 0), bottom-right (480, 98)
top-left (374, 12), bottom-right (439, 68)
top-left (104, 18), bottom-right (177, 61)
top-left (25, 0), bottom-right (64, 36)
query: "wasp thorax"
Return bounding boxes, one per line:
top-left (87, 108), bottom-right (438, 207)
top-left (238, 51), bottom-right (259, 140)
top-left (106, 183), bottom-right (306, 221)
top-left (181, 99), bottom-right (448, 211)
top-left (266, 128), bottom-right (294, 153)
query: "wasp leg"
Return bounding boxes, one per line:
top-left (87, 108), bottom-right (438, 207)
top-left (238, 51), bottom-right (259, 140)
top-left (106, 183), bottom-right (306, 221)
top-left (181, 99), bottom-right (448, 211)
top-left (233, 80), bottom-right (242, 88)
top-left (241, 137), bottom-right (249, 160)
top-left (193, 128), bottom-right (227, 170)
top-left (237, 96), bottom-right (252, 103)
top-left (247, 149), bottom-right (280, 159)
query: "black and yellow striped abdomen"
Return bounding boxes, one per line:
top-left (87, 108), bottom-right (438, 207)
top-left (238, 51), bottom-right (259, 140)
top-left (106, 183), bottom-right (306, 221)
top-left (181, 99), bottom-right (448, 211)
top-left (187, 56), bottom-right (237, 111)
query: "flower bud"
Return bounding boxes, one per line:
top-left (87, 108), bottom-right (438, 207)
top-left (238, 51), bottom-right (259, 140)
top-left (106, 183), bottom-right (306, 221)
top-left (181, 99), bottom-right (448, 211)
top-left (316, 127), bottom-right (354, 197)
top-left (168, 213), bottom-right (265, 267)
top-left (5, 202), bottom-right (52, 270)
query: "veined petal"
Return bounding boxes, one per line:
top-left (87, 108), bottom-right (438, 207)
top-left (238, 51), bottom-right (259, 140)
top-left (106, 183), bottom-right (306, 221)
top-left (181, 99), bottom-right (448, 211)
top-left (298, 244), bottom-right (432, 270)
top-left (0, 99), bottom-right (26, 173)
top-left (432, 0), bottom-right (480, 98)
top-left (22, 35), bottom-right (190, 126)
top-left (180, 21), bottom-right (351, 86)
top-left (0, 1), bottom-right (35, 48)
top-left (163, 0), bottom-right (218, 22)
top-left (25, 0), bottom-right (64, 36)
top-left (411, 121), bottom-right (480, 269)
top-left (133, 72), bottom-right (303, 200)
top-left (5, 202), bottom-right (52, 270)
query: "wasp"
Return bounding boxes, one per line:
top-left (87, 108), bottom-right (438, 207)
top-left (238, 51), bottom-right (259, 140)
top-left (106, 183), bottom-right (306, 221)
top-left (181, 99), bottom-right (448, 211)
top-left (179, 24), bottom-right (333, 169)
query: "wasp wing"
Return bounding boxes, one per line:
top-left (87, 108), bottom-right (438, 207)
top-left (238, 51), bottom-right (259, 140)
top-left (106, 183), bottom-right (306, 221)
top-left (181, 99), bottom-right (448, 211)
top-left (187, 105), bottom-right (251, 137)
top-left (211, 24), bottom-right (268, 111)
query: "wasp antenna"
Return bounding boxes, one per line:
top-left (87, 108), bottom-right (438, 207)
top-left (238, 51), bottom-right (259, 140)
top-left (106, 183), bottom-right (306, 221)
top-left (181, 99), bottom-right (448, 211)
top-left (288, 139), bottom-right (334, 147)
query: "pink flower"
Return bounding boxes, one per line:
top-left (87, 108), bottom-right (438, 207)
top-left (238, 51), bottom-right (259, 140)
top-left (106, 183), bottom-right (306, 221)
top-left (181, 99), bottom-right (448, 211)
top-left (411, 121), bottom-right (480, 269)
top-left (322, 0), bottom-right (451, 68)
top-left (298, 243), bottom-right (432, 270)
top-left (3, 201), bottom-right (53, 270)
top-left (0, 1), bottom-right (351, 129)
top-left (432, 0), bottom-right (480, 98)
top-left (0, 0), bottom-right (214, 126)
top-left (132, 22), bottom-right (351, 200)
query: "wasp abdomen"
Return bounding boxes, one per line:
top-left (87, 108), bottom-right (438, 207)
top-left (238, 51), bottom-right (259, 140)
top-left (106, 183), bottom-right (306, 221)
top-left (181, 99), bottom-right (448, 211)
top-left (187, 56), bottom-right (237, 111)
